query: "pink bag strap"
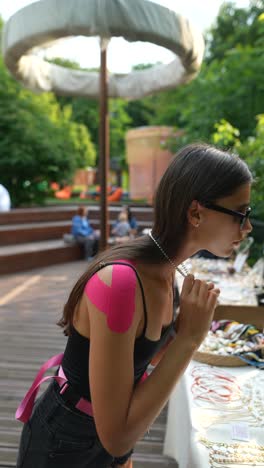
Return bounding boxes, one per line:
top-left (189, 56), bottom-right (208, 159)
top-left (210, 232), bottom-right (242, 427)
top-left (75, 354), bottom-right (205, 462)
top-left (16, 353), bottom-right (149, 424)
top-left (16, 353), bottom-right (65, 423)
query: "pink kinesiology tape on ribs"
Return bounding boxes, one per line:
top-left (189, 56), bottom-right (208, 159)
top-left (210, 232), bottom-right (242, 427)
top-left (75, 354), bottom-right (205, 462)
top-left (85, 264), bottom-right (136, 333)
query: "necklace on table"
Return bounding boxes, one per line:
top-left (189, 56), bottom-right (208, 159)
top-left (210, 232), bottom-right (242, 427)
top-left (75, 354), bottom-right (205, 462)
top-left (199, 437), bottom-right (264, 467)
top-left (148, 230), bottom-right (189, 278)
top-left (191, 366), bottom-right (264, 428)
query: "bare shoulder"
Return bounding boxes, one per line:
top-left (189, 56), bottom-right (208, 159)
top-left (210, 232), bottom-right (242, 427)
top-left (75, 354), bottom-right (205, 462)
top-left (85, 262), bottom-right (143, 334)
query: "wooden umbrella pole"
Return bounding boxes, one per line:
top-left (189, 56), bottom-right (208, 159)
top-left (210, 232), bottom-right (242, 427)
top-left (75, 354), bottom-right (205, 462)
top-left (99, 38), bottom-right (110, 251)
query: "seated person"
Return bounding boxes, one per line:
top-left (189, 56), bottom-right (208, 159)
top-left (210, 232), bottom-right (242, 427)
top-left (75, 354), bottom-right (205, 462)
top-left (71, 207), bottom-right (99, 259)
top-left (112, 206), bottom-right (138, 237)
top-left (111, 211), bottom-right (132, 244)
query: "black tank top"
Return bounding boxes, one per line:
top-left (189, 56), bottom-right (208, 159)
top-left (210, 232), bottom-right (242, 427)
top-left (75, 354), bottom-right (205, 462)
top-left (62, 262), bottom-right (177, 400)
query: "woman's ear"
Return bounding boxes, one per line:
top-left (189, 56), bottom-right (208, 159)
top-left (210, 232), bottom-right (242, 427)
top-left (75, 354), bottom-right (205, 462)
top-left (187, 200), bottom-right (202, 228)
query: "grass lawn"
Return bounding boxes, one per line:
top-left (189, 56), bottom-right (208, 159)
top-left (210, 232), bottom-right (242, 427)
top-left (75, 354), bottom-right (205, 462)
top-left (45, 197), bottom-right (150, 206)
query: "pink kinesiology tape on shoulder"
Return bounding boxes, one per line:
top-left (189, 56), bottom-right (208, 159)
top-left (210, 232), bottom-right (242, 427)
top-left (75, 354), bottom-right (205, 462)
top-left (85, 264), bottom-right (137, 333)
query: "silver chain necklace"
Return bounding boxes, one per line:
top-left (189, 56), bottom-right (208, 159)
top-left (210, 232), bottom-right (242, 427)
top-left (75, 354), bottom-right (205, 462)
top-left (148, 230), bottom-right (189, 278)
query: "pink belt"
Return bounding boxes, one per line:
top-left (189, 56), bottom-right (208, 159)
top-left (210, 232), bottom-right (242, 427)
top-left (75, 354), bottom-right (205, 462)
top-left (16, 353), bottom-right (93, 423)
top-left (16, 354), bottom-right (148, 424)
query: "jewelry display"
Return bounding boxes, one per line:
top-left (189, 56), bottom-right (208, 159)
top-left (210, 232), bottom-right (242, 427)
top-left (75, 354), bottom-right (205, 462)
top-left (183, 257), bottom-right (261, 306)
top-left (191, 366), bottom-right (264, 427)
top-left (191, 366), bottom-right (241, 404)
top-left (170, 255), bottom-right (264, 466)
top-left (197, 319), bottom-right (264, 367)
top-left (242, 374), bottom-right (264, 427)
top-left (199, 437), bottom-right (264, 467)
top-left (148, 230), bottom-right (189, 278)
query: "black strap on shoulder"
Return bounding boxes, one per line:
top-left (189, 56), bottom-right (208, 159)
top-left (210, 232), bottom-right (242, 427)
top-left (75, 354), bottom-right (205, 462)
top-left (95, 261), bottom-right (148, 336)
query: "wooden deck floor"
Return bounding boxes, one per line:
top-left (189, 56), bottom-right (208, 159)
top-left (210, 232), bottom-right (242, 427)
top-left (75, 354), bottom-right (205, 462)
top-left (0, 262), bottom-right (80, 467)
top-left (0, 261), bottom-right (177, 468)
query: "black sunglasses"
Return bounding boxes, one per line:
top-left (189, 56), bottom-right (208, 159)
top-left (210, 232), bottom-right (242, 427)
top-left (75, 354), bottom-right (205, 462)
top-left (203, 203), bottom-right (251, 229)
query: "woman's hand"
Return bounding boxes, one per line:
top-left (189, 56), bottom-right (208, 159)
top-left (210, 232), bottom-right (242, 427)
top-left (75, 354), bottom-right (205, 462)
top-left (176, 275), bottom-right (220, 348)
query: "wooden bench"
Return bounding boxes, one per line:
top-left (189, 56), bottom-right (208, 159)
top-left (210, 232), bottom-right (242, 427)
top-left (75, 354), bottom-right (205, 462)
top-left (0, 221), bottom-right (71, 246)
top-left (0, 205), bottom-right (154, 274)
top-left (0, 240), bottom-right (83, 275)
top-left (0, 205), bottom-right (153, 225)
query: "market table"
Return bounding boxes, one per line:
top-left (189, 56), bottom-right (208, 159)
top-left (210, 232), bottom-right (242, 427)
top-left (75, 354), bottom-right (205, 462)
top-left (163, 258), bottom-right (264, 467)
top-left (164, 361), bottom-right (264, 467)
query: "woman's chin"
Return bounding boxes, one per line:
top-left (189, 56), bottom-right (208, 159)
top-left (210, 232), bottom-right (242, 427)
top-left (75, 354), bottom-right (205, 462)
top-left (207, 246), bottom-right (233, 259)
top-left (222, 246), bottom-right (235, 258)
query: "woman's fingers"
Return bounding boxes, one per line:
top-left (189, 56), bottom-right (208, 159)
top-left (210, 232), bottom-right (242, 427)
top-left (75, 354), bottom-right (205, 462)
top-left (181, 274), bottom-right (194, 295)
top-left (191, 279), bottom-right (202, 296)
top-left (177, 274), bottom-right (221, 346)
top-left (181, 275), bottom-right (220, 311)
top-left (198, 280), bottom-right (211, 303)
top-left (207, 288), bottom-right (221, 311)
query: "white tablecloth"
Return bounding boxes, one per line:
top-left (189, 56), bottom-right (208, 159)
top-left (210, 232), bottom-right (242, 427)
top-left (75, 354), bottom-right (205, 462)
top-left (164, 361), bottom-right (264, 468)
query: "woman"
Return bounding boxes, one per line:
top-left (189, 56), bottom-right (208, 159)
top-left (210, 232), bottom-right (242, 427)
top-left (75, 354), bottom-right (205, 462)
top-left (16, 143), bottom-right (252, 468)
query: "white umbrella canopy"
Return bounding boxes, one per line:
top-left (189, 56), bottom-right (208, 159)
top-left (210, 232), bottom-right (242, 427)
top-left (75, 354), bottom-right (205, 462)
top-left (2, 0), bottom-right (205, 99)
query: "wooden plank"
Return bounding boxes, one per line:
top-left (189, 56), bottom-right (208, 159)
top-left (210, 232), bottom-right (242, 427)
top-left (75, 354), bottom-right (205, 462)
top-left (0, 205), bottom-right (153, 225)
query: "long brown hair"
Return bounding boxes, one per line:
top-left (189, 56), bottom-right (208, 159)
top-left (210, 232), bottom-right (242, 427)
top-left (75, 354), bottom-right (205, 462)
top-left (58, 143), bottom-right (252, 335)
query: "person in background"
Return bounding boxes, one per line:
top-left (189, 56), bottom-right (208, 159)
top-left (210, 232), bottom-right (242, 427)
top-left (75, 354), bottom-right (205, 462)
top-left (112, 206), bottom-right (138, 238)
top-left (0, 184), bottom-right (11, 212)
top-left (71, 206), bottom-right (99, 260)
top-left (111, 211), bottom-right (132, 244)
top-left (123, 205), bottom-right (138, 236)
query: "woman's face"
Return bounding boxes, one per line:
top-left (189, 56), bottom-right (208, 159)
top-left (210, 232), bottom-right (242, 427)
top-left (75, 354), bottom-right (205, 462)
top-left (198, 183), bottom-right (252, 258)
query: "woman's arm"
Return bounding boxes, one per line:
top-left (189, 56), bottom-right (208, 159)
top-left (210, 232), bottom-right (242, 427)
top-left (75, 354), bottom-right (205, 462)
top-left (150, 334), bottom-right (174, 366)
top-left (88, 271), bottom-right (219, 457)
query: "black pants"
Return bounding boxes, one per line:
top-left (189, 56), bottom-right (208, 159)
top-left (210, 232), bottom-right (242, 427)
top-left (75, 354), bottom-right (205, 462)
top-left (16, 380), bottom-right (132, 467)
top-left (76, 236), bottom-right (97, 260)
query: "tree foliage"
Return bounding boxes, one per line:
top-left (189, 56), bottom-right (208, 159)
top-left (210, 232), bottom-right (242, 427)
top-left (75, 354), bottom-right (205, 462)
top-left (239, 114), bottom-right (264, 219)
top-left (206, 0), bottom-right (264, 63)
top-left (150, 45), bottom-right (264, 143)
top-left (148, 0), bottom-right (264, 232)
top-left (0, 54), bottom-right (95, 206)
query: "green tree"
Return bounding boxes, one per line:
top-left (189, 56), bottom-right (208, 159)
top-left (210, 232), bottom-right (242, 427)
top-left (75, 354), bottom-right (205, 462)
top-left (109, 99), bottom-right (131, 167)
top-left (212, 119), bottom-right (241, 148)
top-left (240, 114), bottom-right (264, 219)
top-left (157, 45), bottom-right (264, 149)
top-left (206, 0), bottom-right (264, 63)
top-left (126, 63), bottom-right (167, 129)
top-left (125, 98), bottom-right (155, 128)
top-left (147, 1), bottom-right (264, 145)
top-left (0, 16), bottom-right (3, 49)
top-left (0, 55), bottom-right (95, 206)
top-left (239, 114), bottom-right (264, 261)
